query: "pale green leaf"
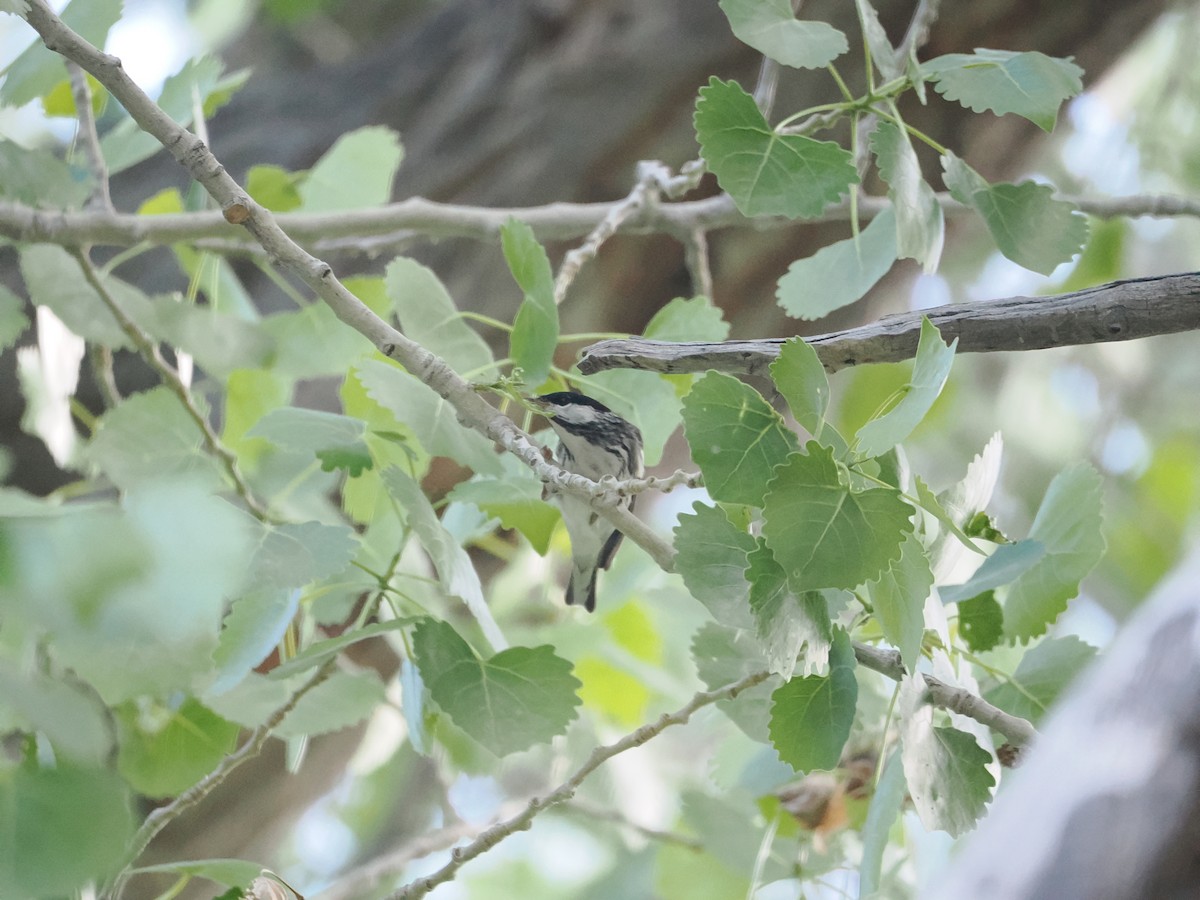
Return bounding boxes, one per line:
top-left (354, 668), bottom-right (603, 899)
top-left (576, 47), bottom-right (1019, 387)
top-left (129, 860), bottom-right (262, 890)
top-left (146, 298), bottom-right (275, 379)
top-left (244, 520), bottom-right (359, 592)
top-left (719, 0), bottom-right (848, 68)
top-left (354, 360), bottom-right (503, 475)
top-left (985, 635), bottom-right (1096, 722)
top-left (939, 539), bottom-right (1045, 604)
top-left (691, 622), bottom-right (780, 741)
top-left (0, 0), bottom-right (121, 105)
top-left (682, 371), bottom-right (799, 506)
top-left (263, 304), bottom-right (373, 377)
top-left (84, 387), bottom-right (225, 491)
top-left (776, 207), bottom-right (897, 319)
top-left (0, 766), bottom-right (133, 898)
top-left (19, 244), bottom-right (139, 348)
top-left (383, 467), bottom-right (507, 651)
top-left (412, 619), bottom-right (581, 756)
top-left (762, 442), bottom-right (913, 591)
top-left (770, 337), bottom-right (829, 439)
top-left (269, 620), bottom-right (416, 679)
top-left (209, 590), bottom-right (301, 694)
top-left (445, 454), bottom-right (559, 555)
top-left (385, 257), bottom-right (495, 377)
top-left (856, 318), bottom-right (956, 457)
top-left (746, 541), bottom-right (832, 679)
top-left (298, 125), bottom-right (404, 211)
top-left (941, 153), bottom-right (1087, 275)
top-left (695, 77), bottom-right (857, 219)
top-left (644, 295), bottom-right (731, 342)
top-left (0, 663), bottom-right (110, 764)
top-left (870, 120), bottom-right (944, 270)
top-left (1003, 463), bottom-right (1105, 640)
top-left (923, 48), bottom-right (1084, 131)
top-left (673, 501), bottom-right (756, 629)
top-left (899, 674), bottom-right (995, 836)
top-left (248, 407), bottom-right (370, 474)
top-left (246, 163), bottom-right (303, 211)
top-left (274, 670), bottom-right (386, 737)
top-left (0, 140), bottom-right (91, 208)
top-left (859, 748), bottom-right (906, 895)
top-left (502, 218), bottom-right (559, 387)
top-left (854, 0), bottom-right (901, 79)
top-left (768, 628), bottom-right (857, 771)
top-left (116, 698), bottom-right (239, 798)
top-left (866, 530), bottom-right (933, 672)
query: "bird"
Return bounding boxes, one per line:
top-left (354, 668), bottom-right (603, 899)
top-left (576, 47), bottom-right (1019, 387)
top-left (530, 391), bottom-right (644, 612)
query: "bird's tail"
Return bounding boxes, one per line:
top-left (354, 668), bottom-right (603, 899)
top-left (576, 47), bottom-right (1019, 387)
top-left (566, 564), bottom-right (598, 613)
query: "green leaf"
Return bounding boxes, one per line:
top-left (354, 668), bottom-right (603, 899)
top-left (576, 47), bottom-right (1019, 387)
top-left (263, 304), bottom-right (373, 377)
top-left (244, 520), bottom-right (359, 592)
top-left (19, 244), bottom-right (137, 348)
top-left (957, 591), bottom-right (1004, 653)
top-left (859, 748), bottom-right (906, 896)
top-left (354, 361), bottom-right (503, 475)
top-left (939, 539), bottom-right (1046, 604)
top-left (269, 620), bottom-right (415, 679)
top-left (0, 663), bottom-right (111, 764)
top-left (274, 670), bottom-right (386, 737)
top-left (768, 629), bottom-right (857, 771)
top-left (695, 77), bottom-right (857, 219)
top-left (673, 501), bottom-right (756, 629)
top-left (856, 318), bottom-right (956, 457)
top-left (0, 765), bottom-right (134, 898)
top-left (246, 164), bottom-right (303, 211)
top-left (770, 337), bottom-right (829, 439)
top-left (248, 407), bottom-right (371, 473)
top-left (101, 57), bottom-right (226, 174)
top-left (298, 125), bottom-right (404, 211)
top-left (84, 387), bottom-right (226, 491)
top-left (412, 619), bottom-right (581, 756)
top-left (854, 0), bottom-right (901, 80)
top-left (42, 72), bottom-right (107, 117)
top-left (746, 541), bottom-right (832, 679)
top-left (502, 219), bottom-right (559, 387)
top-left (385, 257), bottom-right (495, 378)
top-left (644, 295), bottom-right (731, 342)
top-left (383, 467), bottom-right (507, 652)
top-left (0, 140), bottom-right (91, 208)
top-left (682, 371), bottom-right (799, 506)
top-left (870, 120), bottom-right (944, 270)
top-left (0, 284), bottom-right (30, 355)
top-left (116, 698), bottom-right (240, 798)
top-left (941, 153), bottom-right (1087, 275)
top-left (777, 207), bottom-right (898, 320)
top-left (866, 531), bottom-right (933, 672)
top-left (147, 297), bottom-right (275, 379)
top-left (691, 622), bottom-right (779, 741)
top-left (923, 48), bottom-right (1084, 132)
top-left (0, 0), bottom-right (121, 106)
top-left (446, 455), bottom-right (560, 555)
top-left (899, 674), bottom-right (995, 836)
top-left (209, 590), bottom-right (300, 694)
top-left (1003, 464), bottom-right (1105, 640)
top-left (718, 0), bottom-right (848, 68)
top-left (762, 442), bottom-right (913, 591)
top-left (129, 859), bottom-right (262, 891)
top-left (985, 635), bottom-right (1096, 723)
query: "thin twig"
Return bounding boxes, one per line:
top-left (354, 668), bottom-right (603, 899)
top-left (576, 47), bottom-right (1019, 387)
top-left (683, 227), bottom-right (713, 299)
top-left (89, 343), bottom-right (121, 407)
top-left (69, 247), bottom-right (271, 520)
top-left (66, 60), bottom-right (112, 211)
top-left (388, 668), bottom-right (773, 900)
top-left (104, 658), bottom-right (340, 899)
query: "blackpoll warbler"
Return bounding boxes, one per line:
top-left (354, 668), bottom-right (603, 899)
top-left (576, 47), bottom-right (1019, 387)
top-left (532, 391), bottom-right (644, 612)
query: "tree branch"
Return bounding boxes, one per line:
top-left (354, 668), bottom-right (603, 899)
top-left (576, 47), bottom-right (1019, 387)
top-left (388, 668), bottom-right (773, 900)
top-left (578, 271), bottom-right (1200, 377)
top-left (4, 190), bottom-right (1200, 256)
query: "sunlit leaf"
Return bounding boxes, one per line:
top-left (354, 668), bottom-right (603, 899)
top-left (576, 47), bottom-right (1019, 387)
top-left (298, 126), bottom-right (404, 211)
top-left (719, 0), bottom-right (848, 68)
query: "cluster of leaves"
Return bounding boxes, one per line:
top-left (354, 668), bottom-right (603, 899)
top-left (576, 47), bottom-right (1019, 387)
top-left (705, 0), bottom-right (1089, 320)
top-left (0, 0), bottom-right (1115, 897)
